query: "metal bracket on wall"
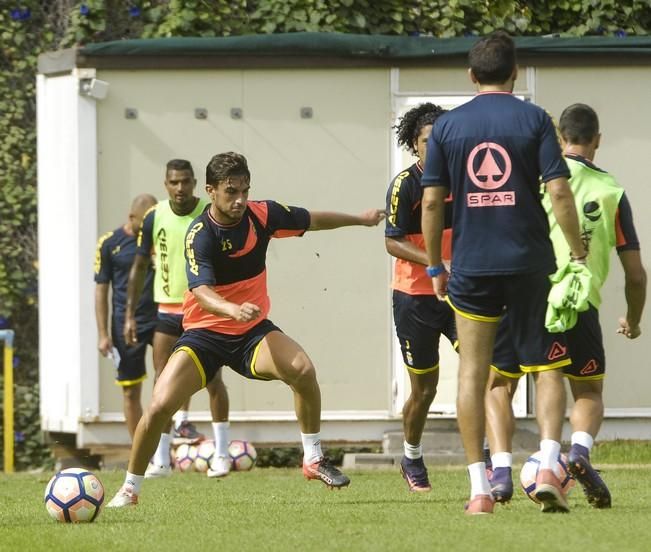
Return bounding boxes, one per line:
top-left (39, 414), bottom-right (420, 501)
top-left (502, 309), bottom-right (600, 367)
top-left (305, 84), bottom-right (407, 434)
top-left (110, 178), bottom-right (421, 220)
top-left (230, 107), bottom-right (243, 120)
top-left (124, 108), bottom-right (138, 119)
top-left (300, 107), bottom-right (313, 119)
top-left (194, 108), bottom-right (208, 119)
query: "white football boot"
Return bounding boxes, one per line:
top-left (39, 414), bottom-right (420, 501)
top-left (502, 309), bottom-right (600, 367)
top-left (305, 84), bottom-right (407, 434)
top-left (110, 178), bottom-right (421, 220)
top-left (207, 455), bottom-right (231, 478)
top-left (144, 462), bottom-right (172, 479)
top-left (106, 485), bottom-right (138, 508)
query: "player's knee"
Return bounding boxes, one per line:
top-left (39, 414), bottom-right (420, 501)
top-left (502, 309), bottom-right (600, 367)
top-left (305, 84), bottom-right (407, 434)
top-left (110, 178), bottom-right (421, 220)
top-left (148, 394), bottom-right (177, 421)
top-left (412, 384), bottom-right (437, 406)
top-left (122, 384), bottom-right (140, 403)
top-left (285, 353), bottom-right (316, 386)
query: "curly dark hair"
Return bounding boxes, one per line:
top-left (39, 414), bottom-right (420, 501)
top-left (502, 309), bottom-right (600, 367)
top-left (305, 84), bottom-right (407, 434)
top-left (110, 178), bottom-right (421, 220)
top-left (393, 103), bottom-right (446, 155)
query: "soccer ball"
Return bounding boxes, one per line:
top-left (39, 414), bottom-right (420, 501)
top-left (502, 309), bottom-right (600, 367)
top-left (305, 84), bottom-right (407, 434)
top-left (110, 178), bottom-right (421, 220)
top-left (520, 451), bottom-right (575, 503)
top-left (44, 468), bottom-right (104, 523)
top-left (194, 439), bottom-right (216, 473)
top-left (228, 440), bottom-right (257, 471)
top-left (174, 443), bottom-right (198, 472)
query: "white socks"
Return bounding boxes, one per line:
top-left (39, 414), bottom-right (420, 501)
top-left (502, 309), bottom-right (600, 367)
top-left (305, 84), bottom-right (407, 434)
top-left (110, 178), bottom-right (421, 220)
top-left (124, 472), bottom-right (144, 494)
top-left (404, 440), bottom-right (423, 460)
top-left (468, 462), bottom-right (492, 498)
top-left (152, 433), bottom-right (171, 467)
top-left (571, 431), bottom-right (594, 451)
top-left (539, 439), bottom-right (561, 470)
top-left (301, 432), bottom-right (323, 464)
top-left (491, 452), bottom-right (512, 469)
top-left (212, 421), bottom-right (230, 458)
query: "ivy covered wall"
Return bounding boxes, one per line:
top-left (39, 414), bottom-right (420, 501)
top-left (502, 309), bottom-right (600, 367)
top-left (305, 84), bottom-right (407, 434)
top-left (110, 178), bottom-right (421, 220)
top-left (1, 0), bottom-right (650, 469)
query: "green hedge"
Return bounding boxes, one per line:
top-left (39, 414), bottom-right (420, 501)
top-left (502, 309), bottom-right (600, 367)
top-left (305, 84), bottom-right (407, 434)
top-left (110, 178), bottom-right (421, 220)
top-left (1, 0), bottom-right (650, 470)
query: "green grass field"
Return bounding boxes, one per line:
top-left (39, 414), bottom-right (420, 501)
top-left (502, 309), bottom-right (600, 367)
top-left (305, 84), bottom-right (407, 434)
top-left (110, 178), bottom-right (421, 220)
top-left (2, 455), bottom-right (651, 552)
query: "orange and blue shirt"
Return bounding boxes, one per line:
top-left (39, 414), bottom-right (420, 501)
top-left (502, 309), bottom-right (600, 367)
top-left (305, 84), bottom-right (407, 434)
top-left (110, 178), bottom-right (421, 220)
top-left (385, 161), bottom-right (453, 295)
top-left (183, 201), bottom-right (311, 335)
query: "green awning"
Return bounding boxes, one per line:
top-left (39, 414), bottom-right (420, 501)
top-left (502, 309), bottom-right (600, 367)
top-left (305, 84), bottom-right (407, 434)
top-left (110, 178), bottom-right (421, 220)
top-left (79, 32), bottom-right (651, 59)
top-left (39, 33), bottom-right (651, 73)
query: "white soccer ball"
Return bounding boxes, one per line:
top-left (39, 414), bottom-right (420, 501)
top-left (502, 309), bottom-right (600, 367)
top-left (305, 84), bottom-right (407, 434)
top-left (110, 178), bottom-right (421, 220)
top-left (194, 439), bottom-right (216, 473)
top-left (44, 467), bottom-right (104, 523)
top-left (228, 440), bottom-right (257, 471)
top-left (520, 451), bottom-right (575, 503)
top-left (174, 443), bottom-right (198, 472)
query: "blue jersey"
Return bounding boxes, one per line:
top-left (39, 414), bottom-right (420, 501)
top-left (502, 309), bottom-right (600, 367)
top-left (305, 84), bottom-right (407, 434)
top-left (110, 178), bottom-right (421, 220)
top-left (94, 226), bottom-right (156, 327)
top-left (183, 200), bottom-right (311, 335)
top-left (422, 92), bottom-right (569, 275)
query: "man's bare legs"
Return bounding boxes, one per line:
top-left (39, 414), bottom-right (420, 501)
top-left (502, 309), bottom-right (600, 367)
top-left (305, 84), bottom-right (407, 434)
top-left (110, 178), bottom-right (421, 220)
top-left (107, 351), bottom-right (204, 507)
top-left (254, 331), bottom-right (349, 488)
top-left (403, 370), bottom-right (438, 446)
top-left (400, 370), bottom-right (438, 492)
top-left (455, 314), bottom-right (498, 511)
top-left (122, 382), bottom-right (143, 440)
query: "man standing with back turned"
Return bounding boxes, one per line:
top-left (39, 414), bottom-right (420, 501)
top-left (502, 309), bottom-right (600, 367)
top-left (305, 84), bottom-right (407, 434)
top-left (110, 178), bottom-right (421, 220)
top-left (421, 31), bottom-right (588, 514)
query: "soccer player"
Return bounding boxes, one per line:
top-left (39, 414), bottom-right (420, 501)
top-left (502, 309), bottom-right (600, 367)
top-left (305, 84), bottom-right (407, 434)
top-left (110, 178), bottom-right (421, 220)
top-left (94, 194), bottom-right (158, 439)
top-left (107, 151), bottom-right (385, 507)
top-left (124, 159), bottom-right (231, 478)
top-left (420, 31), bottom-right (587, 514)
top-left (485, 103), bottom-right (647, 508)
top-left (385, 103), bottom-right (456, 492)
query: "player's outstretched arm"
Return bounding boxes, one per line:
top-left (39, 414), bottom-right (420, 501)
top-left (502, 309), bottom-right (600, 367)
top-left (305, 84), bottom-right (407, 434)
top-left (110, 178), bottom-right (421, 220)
top-left (617, 249), bottom-right (647, 339)
top-left (124, 254), bottom-right (149, 345)
top-left (192, 284), bottom-right (261, 323)
top-left (307, 209), bottom-right (385, 231)
top-left (546, 177), bottom-right (588, 260)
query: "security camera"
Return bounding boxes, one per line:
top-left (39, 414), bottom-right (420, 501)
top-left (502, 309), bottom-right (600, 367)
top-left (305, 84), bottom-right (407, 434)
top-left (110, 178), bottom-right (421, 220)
top-left (79, 78), bottom-right (109, 100)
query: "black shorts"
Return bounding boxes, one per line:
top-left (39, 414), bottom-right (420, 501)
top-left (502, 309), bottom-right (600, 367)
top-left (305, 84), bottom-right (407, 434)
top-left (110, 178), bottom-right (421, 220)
top-left (173, 319), bottom-right (282, 386)
top-left (492, 305), bottom-right (604, 381)
top-left (156, 311), bottom-right (184, 337)
top-left (112, 318), bottom-right (155, 386)
top-left (392, 290), bottom-right (456, 374)
top-left (448, 270), bottom-right (571, 372)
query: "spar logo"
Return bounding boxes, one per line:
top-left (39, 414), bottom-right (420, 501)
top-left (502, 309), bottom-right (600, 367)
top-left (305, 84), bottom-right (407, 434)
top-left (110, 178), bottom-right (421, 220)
top-left (466, 142), bottom-right (515, 207)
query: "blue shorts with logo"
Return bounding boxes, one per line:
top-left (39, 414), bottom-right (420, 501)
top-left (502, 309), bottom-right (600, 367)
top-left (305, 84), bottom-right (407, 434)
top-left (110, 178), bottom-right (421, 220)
top-left (493, 305), bottom-right (604, 380)
top-left (392, 290), bottom-right (456, 374)
top-left (448, 269), bottom-right (571, 371)
top-left (112, 317), bottom-right (155, 386)
top-left (173, 319), bottom-right (281, 386)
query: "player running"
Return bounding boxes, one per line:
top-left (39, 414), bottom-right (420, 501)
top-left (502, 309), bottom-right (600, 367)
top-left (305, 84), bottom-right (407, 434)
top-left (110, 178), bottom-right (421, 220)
top-left (385, 103), bottom-right (456, 492)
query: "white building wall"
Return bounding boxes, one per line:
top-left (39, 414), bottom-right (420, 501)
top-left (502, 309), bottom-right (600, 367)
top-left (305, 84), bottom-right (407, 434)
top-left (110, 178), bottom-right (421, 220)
top-left (37, 73), bottom-right (99, 436)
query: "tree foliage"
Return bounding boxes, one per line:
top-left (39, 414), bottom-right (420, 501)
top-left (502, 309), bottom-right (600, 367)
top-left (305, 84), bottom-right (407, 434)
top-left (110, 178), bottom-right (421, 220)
top-left (1, 0), bottom-right (650, 469)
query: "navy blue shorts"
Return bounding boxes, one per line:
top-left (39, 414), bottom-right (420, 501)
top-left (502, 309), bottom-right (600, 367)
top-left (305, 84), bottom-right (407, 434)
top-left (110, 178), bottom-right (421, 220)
top-left (112, 318), bottom-right (155, 386)
top-left (392, 290), bottom-right (456, 373)
top-left (493, 305), bottom-right (604, 380)
top-left (173, 319), bottom-right (282, 386)
top-left (156, 311), bottom-right (184, 337)
top-left (448, 270), bottom-right (571, 371)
